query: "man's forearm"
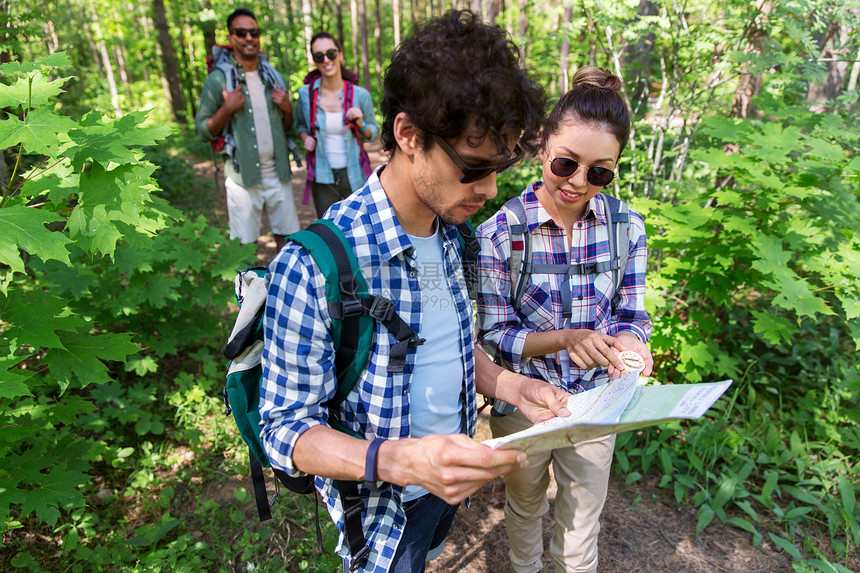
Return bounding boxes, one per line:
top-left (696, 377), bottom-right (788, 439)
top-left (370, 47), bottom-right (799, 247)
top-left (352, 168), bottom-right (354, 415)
top-left (206, 104), bottom-right (234, 139)
top-left (474, 343), bottom-right (524, 404)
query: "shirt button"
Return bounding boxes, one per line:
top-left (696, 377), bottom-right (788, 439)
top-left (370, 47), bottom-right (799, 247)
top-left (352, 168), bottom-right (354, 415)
top-left (402, 388), bottom-right (408, 396)
top-left (251, 127), bottom-right (255, 131)
top-left (409, 271), bottom-right (416, 279)
top-left (578, 223), bottom-right (582, 227)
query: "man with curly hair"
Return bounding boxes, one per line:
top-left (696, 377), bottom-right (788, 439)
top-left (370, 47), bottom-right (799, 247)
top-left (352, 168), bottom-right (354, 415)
top-left (260, 10), bottom-right (569, 573)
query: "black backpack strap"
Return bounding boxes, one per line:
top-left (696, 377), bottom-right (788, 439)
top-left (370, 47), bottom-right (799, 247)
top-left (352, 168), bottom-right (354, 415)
top-left (305, 221), bottom-right (423, 380)
top-left (456, 221), bottom-right (481, 299)
top-left (338, 480), bottom-right (372, 571)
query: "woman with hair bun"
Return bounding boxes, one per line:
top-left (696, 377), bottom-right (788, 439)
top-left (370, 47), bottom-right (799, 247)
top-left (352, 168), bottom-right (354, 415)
top-left (296, 32), bottom-right (378, 217)
top-left (476, 66), bottom-right (654, 573)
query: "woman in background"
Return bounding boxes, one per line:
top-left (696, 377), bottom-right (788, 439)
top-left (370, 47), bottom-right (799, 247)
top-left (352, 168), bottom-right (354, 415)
top-left (296, 32), bottom-right (378, 217)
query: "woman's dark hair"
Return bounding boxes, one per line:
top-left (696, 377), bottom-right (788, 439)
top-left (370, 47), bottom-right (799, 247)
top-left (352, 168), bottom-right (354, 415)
top-left (227, 8), bottom-right (256, 30)
top-left (542, 67), bottom-right (631, 156)
top-left (381, 10), bottom-right (545, 156)
top-left (309, 32), bottom-right (359, 84)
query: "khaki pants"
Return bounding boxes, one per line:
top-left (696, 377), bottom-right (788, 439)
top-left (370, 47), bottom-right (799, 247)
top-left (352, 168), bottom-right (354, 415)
top-left (490, 409), bottom-right (615, 573)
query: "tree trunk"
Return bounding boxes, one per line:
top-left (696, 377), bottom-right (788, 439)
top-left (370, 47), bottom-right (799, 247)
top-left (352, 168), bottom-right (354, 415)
top-left (301, 0), bottom-right (314, 68)
top-left (806, 17), bottom-right (853, 109)
top-left (731, 0), bottom-right (772, 119)
top-left (200, 0), bottom-right (217, 56)
top-left (487, 0), bottom-right (498, 22)
top-left (152, 0), bottom-right (187, 123)
top-left (558, 1), bottom-right (572, 96)
top-left (518, 0), bottom-right (528, 62)
top-left (393, 0), bottom-right (401, 47)
top-left (359, 0), bottom-right (371, 91)
top-left (351, 0), bottom-right (360, 79)
top-left (471, 0), bottom-right (483, 20)
top-left (335, 0), bottom-right (345, 49)
top-left (374, 0), bottom-right (383, 78)
top-left (138, 3), bottom-right (152, 82)
top-left (89, 13), bottom-right (123, 118)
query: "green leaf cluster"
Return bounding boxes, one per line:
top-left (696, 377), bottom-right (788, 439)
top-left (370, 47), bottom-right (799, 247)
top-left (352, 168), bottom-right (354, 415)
top-left (0, 53), bottom-right (249, 546)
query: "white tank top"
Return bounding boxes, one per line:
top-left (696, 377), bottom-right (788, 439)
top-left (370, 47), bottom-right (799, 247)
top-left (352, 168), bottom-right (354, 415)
top-left (323, 111), bottom-right (348, 169)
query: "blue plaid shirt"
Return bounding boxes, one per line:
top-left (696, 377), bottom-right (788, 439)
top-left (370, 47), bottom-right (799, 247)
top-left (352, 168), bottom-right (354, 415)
top-left (477, 183), bottom-right (652, 400)
top-left (259, 168), bottom-right (477, 572)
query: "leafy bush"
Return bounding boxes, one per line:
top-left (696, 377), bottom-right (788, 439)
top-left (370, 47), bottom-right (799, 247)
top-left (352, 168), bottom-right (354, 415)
top-left (618, 95), bottom-right (860, 566)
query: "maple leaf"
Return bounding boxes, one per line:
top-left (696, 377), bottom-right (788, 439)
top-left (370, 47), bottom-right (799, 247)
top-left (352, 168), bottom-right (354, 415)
top-left (0, 290), bottom-right (84, 350)
top-left (19, 461), bottom-right (87, 527)
top-left (770, 275), bottom-right (834, 318)
top-left (43, 330), bottom-right (138, 393)
top-left (0, 363), bottom-right (35, 400)
top-left (0, 204), bottom-right (72, 272)
top-left (0, 106), bottom-right (77, 157)
top-left (0, 72), bottom-right (70, 109)
top-left (0, 52), bottom-right (70, 75)
top-left (752, 310), bottom-right (799, 345)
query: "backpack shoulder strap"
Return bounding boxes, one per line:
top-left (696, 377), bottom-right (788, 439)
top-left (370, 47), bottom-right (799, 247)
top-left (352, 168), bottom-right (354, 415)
top-left (287, 220), bottom-right (423, 413)
top-left (309, 81), bottom-right (320, 137)
top-left (456, 221), bottom-right (481, 299)
top-left (500, 195), bottom-right (530, 310)
top-left (599, 193), bottom-right (630, 313)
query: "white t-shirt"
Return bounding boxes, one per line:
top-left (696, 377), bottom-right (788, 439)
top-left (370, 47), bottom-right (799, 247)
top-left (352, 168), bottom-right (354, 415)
top-left (244, 70), bottom-right (277, 180)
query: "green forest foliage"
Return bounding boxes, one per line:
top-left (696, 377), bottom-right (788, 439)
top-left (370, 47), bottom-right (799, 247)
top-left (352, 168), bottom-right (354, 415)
top-left (1, 1), bottom-right (859, 572)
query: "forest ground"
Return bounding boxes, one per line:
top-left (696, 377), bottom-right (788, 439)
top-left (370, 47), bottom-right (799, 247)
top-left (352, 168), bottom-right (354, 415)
top-left (196, 141), bottom-right (796, 573)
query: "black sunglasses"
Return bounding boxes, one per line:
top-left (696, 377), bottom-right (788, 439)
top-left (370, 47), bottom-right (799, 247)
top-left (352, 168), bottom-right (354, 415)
top-left (231, 27), bottom-right (261, 39)
top-left (549, 157), bottom-right (615, 187)
top-left (312, 49), bottom-right (339, 63)
top-left (432, 135), bottom-right (522, 184)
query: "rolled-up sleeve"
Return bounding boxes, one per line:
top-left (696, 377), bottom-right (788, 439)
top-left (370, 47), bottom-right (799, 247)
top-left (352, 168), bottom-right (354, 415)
top-left (295, 84), bottom-right (310, 135)
top-left (356, 88), bottom-right (379, 142)
top-left (259, 243), bottom-right (339, 476)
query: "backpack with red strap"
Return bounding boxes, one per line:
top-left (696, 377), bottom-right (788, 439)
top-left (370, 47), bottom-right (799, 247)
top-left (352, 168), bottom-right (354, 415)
top-left (302, 70), bottom-right (373, 204)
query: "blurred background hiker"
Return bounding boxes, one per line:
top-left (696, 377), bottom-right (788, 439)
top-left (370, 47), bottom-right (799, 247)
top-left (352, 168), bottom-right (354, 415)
top-left (194, 8), bottom-right (300, 252)
top-left (296, 32), bottom-right (378, 218)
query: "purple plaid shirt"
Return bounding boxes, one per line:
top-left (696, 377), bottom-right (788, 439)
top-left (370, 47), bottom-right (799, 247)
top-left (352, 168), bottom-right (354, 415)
top-left (477, 183), bottom-right (652, 401)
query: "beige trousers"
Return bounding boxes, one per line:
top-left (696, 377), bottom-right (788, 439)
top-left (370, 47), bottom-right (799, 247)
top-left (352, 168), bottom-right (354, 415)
top-left (490, 409), bottom-right (616, 573)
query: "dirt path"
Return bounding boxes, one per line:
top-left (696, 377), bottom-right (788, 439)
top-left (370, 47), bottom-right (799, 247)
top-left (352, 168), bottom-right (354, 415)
top-left (198, 145), bottom-right (795, 572)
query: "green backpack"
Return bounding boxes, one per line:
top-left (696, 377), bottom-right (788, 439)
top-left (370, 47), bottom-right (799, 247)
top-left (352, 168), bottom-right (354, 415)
top-left (222, 218), bottom-right (479, 569)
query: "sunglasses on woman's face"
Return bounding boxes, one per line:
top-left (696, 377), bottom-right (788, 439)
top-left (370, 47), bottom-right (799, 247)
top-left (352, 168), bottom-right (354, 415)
top-left (549, 157), bottom-right (615, 187)
top-left (433, 135), bottom-right (522, 184)
top-left (231, 28), bottom-right (261, 39)
top-left (312, 49), bottom-right (339, 63)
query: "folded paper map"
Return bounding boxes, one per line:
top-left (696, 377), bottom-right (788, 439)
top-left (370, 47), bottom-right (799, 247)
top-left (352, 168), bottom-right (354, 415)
top-left (482, 372), bottom-right (732, 455)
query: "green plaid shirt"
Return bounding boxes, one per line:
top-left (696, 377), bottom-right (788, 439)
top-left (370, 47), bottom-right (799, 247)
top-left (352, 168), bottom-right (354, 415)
top-left (194, 54), bottom-right (292, 188)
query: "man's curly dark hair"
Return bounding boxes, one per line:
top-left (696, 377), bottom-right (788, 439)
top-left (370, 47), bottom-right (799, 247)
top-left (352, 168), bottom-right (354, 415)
top-left (381, 10), bottom-right (545, 157)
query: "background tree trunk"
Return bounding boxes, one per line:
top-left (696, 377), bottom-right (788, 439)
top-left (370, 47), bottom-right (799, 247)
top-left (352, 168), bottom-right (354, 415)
top-left (359, 0), bottom-right (371, 91)
top-left (558, 1), bottom-right (572, 96)
top-left (152, 0), bottom-right (187, 123)
top-left (350, 0), bottom-right (360, 79)
top-left (806, 18), bottom-right (852, 108)
top-left (731, 0), bottom-right (772, 119)
top-left (393, 0), bottom-right (401, 47)
top-left (301, 0), bottom-right (313, 68)
top-left (90, 13), bottom-right (123, 118)
top-left (374, 0), bottom-right (383, 78)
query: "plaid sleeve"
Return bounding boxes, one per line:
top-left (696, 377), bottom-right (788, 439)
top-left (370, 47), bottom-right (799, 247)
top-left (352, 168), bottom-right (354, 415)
top-left (259, 243), bottom-right (339, 477)
top-left (476, 211), bottom-right (532, 373)
top-left (606, 208), bottom-right (652, 342)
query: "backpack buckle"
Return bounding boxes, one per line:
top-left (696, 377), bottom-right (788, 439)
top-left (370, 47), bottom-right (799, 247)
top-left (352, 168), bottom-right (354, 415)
top-left (349, 545), bottom-right (372, 571)
top-left (222, 388), bottom-right (232, 416)
top-left (368, 296), bottom-right (395, 322)
top-left (339, 297), bottom-right (363, 318)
